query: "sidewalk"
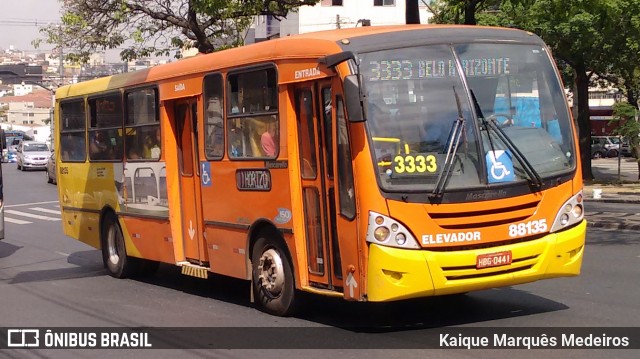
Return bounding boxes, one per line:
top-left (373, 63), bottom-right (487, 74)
top-left (584, 157), bottom-right (640, 203)
top-left (583, 157), bottom-right (640, 231)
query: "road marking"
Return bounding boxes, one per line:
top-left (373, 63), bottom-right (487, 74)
top-left (4, 217), bottom-right (32, 224)
top-left (5, 200), bottom-right (59, 208)
top-left (5, 210), bottom-right (61, 221)
top-left (30, 207), bottom-right (62, 215)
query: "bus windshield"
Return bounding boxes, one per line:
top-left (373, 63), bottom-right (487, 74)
top-left (361, 43), bottom-right (575, 193)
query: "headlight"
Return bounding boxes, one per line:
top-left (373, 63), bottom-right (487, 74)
top-left (373, 226), bottom-right (390, 242)
top-left (366, 211), bottom-right (420, 249)
top-left (550, 191), bottom-right (584, 232)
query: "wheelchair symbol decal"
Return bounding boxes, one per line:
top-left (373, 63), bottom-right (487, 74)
top-left (486, 150), bottom-right (514, 183)
top-left (201, 162), bottom-right (212, 187)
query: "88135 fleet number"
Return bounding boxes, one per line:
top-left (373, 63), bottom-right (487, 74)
top-left (508, 219), bottom-right (547, 238)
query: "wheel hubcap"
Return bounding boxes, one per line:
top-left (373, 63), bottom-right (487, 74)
top-left (257, 248), bottom-right (285, 297)
top-left (107, 225), bottom-right (120, 266)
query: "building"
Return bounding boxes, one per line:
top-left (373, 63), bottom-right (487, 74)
top-left (253, 0), bottom-right (432, 42)
top-left (1, 90), bottom-right (53, 127)
top-left (588, 86), bottom-right (623, 135)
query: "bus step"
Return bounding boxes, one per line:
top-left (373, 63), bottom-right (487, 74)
top-left (177, 262), bottom-right (209, 279)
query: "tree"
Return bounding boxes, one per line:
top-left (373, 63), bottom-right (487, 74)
top-left (595, 1), bottom-right (640, 108)
top-left (36, 0), bottom-right (319, 63)
top-left (502, 0), bottom-right (629, 181)
top-left (423, 0), bottom-right (502, 25)
top-left (610, 102), bottom-right (640, 179)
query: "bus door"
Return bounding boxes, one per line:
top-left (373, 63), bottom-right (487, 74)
top-left (295, 79), bottom-right (359, 297)
top-left (0, 129), bottom-right (4, 240)
top-left (0, 154), bottom-right (4, 240)
top-left (173, 98), bottom-right (205, 263)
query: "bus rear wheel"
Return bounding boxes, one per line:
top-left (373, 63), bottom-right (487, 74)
top-left (251, 236), bottom-right (298, 316)
top-left (101, 213), bottom-right (134, 278)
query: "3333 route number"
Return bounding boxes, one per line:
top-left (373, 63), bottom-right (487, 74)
top-left (393, 154), bottom-right (438, 174)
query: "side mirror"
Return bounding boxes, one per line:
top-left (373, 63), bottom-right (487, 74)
top-left (344, 74), bottom-right (368, 123)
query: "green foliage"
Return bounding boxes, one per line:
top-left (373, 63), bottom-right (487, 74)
top-left (610, 102), bottom-right (640, 154)
top-left (425, 0), bottom-right (502, 25)
top-left (37, 0), bottom-right (320, 62)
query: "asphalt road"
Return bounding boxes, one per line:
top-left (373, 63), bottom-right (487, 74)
top-left (0, 166), bottom-right (638, 358)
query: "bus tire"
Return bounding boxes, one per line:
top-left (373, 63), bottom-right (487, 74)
top-left (101, 213), bottom-right (134, 278)
top-left (251, 236), bottom-right (298, 316)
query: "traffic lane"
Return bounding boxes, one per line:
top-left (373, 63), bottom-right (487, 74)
top-left (3, 227), bottom-right (635, 330)
top-left (2, 164), bottom-right (59, 206)
top-left (584, 202), bottom-right (640, 230)
top-left (0, 238), bottom-right (574, 329)
top-left (483, 228), bottom-right (640, 326)
top-left (0, 349), bottom-right (476, 359)
top-left (0, 230), bottom-right (637, 358)
top-left (1, 227), bottom-right (570, 329)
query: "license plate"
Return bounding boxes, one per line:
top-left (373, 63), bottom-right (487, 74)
top-left (476, 251), bottom-right (512, 269)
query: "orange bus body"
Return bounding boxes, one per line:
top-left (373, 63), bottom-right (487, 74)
top-left (55, 25), bottom-right (585, 316)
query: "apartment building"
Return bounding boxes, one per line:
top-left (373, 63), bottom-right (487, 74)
top-left (1, 90), bottom-right (52, 126)
top-left (253, 0), bottom-right (432, 41)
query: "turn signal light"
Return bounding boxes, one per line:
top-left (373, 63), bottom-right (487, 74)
top-left (374, 226), bottom-right (390, 242)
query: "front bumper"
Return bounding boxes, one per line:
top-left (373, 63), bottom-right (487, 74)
top-left (23, 160), bottom-right (48, 168)
top-left (366, 220), bottom-right (586, 302)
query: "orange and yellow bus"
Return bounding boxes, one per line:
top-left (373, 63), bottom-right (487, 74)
top-left (55, 25), bottom-right (585, 316)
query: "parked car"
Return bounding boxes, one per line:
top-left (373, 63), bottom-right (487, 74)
top-left (16, 141), bottom-right (50, 171)
top-left (46, 150), bottom-right (56, 184)
top-left (620, 138), bottom-right (633, 157)
top-left (591, 136), bottom-right (620, 158)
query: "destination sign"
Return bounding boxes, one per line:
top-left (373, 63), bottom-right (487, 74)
top-left (368, 57), bottom-right (510, 81)
top-left (236, 169), bottom-right (271, 191)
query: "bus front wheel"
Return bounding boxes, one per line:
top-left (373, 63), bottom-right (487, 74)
top-left (251, 236), bottom-right (298, 316)
top-left (101, 213), bottom-right (134, 278)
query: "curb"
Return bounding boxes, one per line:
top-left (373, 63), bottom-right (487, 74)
top-left (587, 221), bottom-right (640, 231)
top-left (584, 198), bottom-right (640, 204)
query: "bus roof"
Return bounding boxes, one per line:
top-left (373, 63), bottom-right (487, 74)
top-left (56, 25), bottom-right (540, 99)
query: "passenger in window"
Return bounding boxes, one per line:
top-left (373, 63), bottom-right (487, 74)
top-left (261, 119), bottom-right (277, 157)
top-left (63, 133), bottom-right (84, 161)
top-left (90, 132), bottom-right (112, 160)
top-left (143, 128), bottom-right (161, 159)
top-left (128, 147), bottom-right (141, 159)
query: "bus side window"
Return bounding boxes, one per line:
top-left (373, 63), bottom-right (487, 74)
top-left (336, 96), bottom-right (355, 219)
top-left (88, 93), bottom-right (123, 162)
top-left (125, 88), bottom-right (160, 161)
top-left (60, 100), bottom-right (87, 162)
top-left (204, 73), bottom-right (224, 159)
top-left (226, 67), bottom-right (279, 160)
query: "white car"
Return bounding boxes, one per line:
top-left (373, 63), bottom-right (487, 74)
top-left (17, 141), bottom-right (50, 171)
top-left (46, 150), bottom-right (57, 184)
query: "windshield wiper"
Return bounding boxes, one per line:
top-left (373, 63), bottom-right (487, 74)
top-left (470, 90), bottom-right (543, 188)
top-left (483, 117), bottom-right (543, 188)
top-left (431, 86), bottom-right (465, 199)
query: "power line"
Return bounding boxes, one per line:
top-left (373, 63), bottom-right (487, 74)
top-left (0, 18), bottom-right (61, 26)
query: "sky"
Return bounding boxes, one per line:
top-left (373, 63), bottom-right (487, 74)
top-left (0, 0), bottom-right (62, 52)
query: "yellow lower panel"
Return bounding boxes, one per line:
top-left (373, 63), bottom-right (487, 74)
top-left (367, 245), bottom-right (435, 301)
top-left (62, 209), bottom-right (101, 249)
top-left (366, 220), bottom-right (586, 302)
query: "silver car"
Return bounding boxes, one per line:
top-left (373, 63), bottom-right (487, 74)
top-left (46, 150), bottom-right (56, 184)
top-left (17, 141), bottom-right (50, 171)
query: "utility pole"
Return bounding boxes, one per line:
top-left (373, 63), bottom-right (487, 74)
top-left (58, 25), bottom-right (64, 86)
